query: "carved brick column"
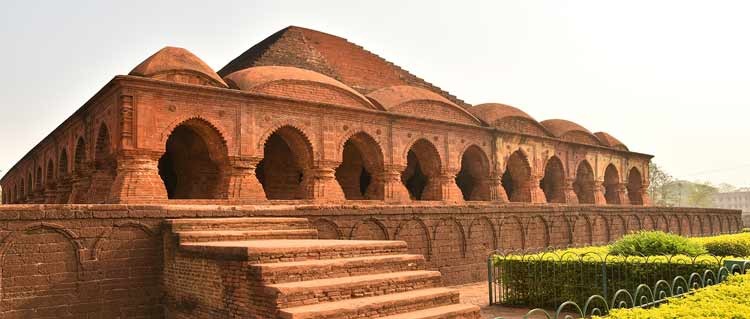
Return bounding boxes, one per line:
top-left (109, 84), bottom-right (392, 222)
top-left (224, 156), bottom-right (266, 201)
top-left (68, 166), bottom-right (93, 204)
top-left (367, 165), bottom-right (410, 202)
top-left (485, 175), bottom-right (509, 202)
top-left (562, 178), bottom-right (579, 204)
top-left (421, 170), bottom-right (463, 202)
top-left (300, 162), bottom-right (345, 202)
top-left (592, 181), bottom-right (606, 205)
top-left (109, 151), bottom-right (167, 203)
top-left (614, 183), bottom-right (629, 205)
top-left (640, 182), bottom-right (652, 206)
top-left (518, 175), bottom-right (546, 204)
top-left (44, 182), bottom-right (57, 204)
top-left (55, 177), bottom-right (73, 204)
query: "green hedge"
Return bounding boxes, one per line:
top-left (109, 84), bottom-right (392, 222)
top-left (599, 274), bottom-right (750, 318)
top-left (609, 231), bottom-right (706, 256)
top-left (492, 254), bottom-right (719, 308)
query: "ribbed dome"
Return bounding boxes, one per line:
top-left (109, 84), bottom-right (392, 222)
top-left (469, 103), bottom-right (536, 123)
top-left (594, 132), bottom-right (629, 151)
top-left (366, 85), bottom-right (455, 110)
top-left (223, 66), bottom-right (374, 109)
top-left (129, 46), bottom-right (227, 88)
top-left (540, 119), bottom-right (593, 137)
top-left (366, 85), bottom-right (481, 124)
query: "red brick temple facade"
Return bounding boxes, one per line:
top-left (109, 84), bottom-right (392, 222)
top-left (0, 27), bottom-right (742, 319)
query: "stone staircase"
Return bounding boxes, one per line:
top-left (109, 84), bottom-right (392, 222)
top-left (164, 217), bottom-right (480, 319)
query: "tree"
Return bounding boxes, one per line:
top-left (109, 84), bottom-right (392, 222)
top-left (648, 162), bottom-right (676, 206)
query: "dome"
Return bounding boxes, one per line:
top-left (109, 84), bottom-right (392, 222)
top-left (366, 86), bottom-right (481, 124)
top-left (541, 119), bottom-right (602, 146)
top-left (129, 46), bottom-right (227, 88)
top-left (469, 103), bottom-right (551, 136)
top-left (539, 119), bottom-right (593, 137)
top-left (594, 132), bottom-right (629, 151)
top-left (223, 66), bottom-right (375, 109)
top-left (469, 103), bottom-right (536, 123)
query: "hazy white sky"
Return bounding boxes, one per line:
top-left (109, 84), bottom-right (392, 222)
top-left (1, 1), bottom-right (749, 186)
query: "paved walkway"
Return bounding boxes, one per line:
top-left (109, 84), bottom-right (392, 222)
top-left (450, 282), bottom-right (536, 319)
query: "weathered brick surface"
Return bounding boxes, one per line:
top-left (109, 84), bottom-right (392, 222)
top-left (0, 203), bottom-right (739, 319)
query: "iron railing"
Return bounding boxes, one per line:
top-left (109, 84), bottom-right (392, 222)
top-left (487, 250), bottom-right (729, 308)
top-left (501, 260), bottom-right (750, 319)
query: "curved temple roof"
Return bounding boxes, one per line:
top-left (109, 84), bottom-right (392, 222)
top-left (223, 65), bottom-right (374, 109)
top-left (469, 103), bottom-right (537, 124)
top-left (539, 119), bottom-right (593, 137)
top-left (594, 132), bottom-right (629, 150)
top-left (129, 46), bottom-right (227, 87)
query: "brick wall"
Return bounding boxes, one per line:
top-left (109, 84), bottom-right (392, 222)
top-left (0, 203), bottom-right (741, 317)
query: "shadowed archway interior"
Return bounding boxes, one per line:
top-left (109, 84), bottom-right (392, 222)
top-left (604, 164), bottom-right (621, 204)
top-left (336, 132), bottom-right (384, 200)
top-left (158, 120), bottom-right (227, 199)
top-left (540, 156), bottom-right (565, 203)
top-left (502, 150), bottom-right (532, 202)
top-left (627, 167), bottom-right (644, 205)
top-left (256, 126), bottom-right (314, 200)
top-left (456, 146), bottom-right (490, 201)
top-left (402, 139), bottom-right (441, 200)
top-left (574, 161), bottom-right (595, 204)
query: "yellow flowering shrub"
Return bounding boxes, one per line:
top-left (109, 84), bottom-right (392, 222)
top-left (600, 274), bottom-right (750, 319)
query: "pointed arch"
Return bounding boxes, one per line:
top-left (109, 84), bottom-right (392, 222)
top-left (541, 156), bottom-right (566, 203)
top-left (499, 216), bottom-right (524, 252)
top-left (94, 123), bottom-right (112, 167)
top-left (627, 167), bottom-right (645, 205)
top-left (59, 148), bottom-right (69, 178)
top-left (158, 118), bottom-right (229, 199)
top-left (502, 150), bottom-right (533, 202)
top-left (402, 138), bottom-right (442, 200)
top-left (604, 164), bottom-right (621, 204)
top-left (350, 217), bottom-right (389, 240)
top-left (46, 159), bottom-right (55, 185)
top-left (74, 137), bottom-right (86, 173)
top-left (468, 217), bottom-right (497, 257)
top-left (456, 145), bottom-right (491, 201)
top-left (394, 217), bottom-right (432, 260)
top-left (336, 131), bottom-right (385, 200)
top-left (574, 160), bottom-right (596, 204)
top-left (256, 125), bottom-right (315, 200)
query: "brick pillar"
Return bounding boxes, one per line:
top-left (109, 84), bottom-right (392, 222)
top-left (367, 165), bottom-right (410, 202)
top-left (300, 162), bottom-right (345, 202)
top-left (562, 178), bottom-right (579, 204)
top-left (523, 175), bottom-right (547, 204)
top-left (422, 170), bottom-right (463, 202)
top-left (592, 181), bottom-right (606, 205)
top-left (68, 167), bottom-right (92, 204)
top-left (224, 156), bottom-right (266, 201)
top-left (43, 182), bottom-right (57, 204)
top-left (640, 182), bottom-right (652, 206)
top-left (109, 152), bottom-right (167, 203)
top-left (486, 175), bottom-right (509, 202)
top-left (614, 183), bottom-right (629, 205)
top-left (55, 177), bottom-right (73, 204)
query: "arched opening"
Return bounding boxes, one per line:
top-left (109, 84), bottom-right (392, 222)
top-left (158, 119), bottom-right (228, 199)
top-left (46, 160), bottom-right (55, 185)
top-left (59, 150), bottom-right (68, 178)
top-left (74, 138), bottom-right (86, 174)
top-left (604, 164), bottom-right (621, 204)
top-left (35, 166), bottom-right (43, 191)
top-left (256, 126), bottom-right (313, 200)
top-left (573, 161), bottom-right (595, 204)
top-left (455, 145), bottom-right (490, 201)
top-left (402, 139), bottom-right (441, 200)
top-left (502, 150), bottom-right (532, 202)
top-left (94, 125), bottom-right (111, 169)
top-left (627, 167), bottom-right (644, 205)
top-left (335, 132), bottom-right (384, 200)
top-left (20, 178), bottom-right (26, 200)
top-left (540, 156), bottom-right (565, 203)
top-left (13, 184), bottom-right (18, 203)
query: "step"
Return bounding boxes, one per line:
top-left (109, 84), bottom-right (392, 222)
top-left (166, 217), bottom-right (311, 232)
top-left (250, 254), bottom-right (425, 284)
top-left (180, 239), bottom-right (409, 262)
top-left (278, 287), bottom-right (460, 319)
top-left (266, 270), bottom-right (443, 308)
top-left (176, 229), bottom-right (318, 243)
top-left (379, 304), bottom-right (481, 319)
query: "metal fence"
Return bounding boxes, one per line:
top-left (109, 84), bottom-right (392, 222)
top-left (487, 250), bottom-right (730, 309)
top-left (504, 260), bottom-right (750, 319)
